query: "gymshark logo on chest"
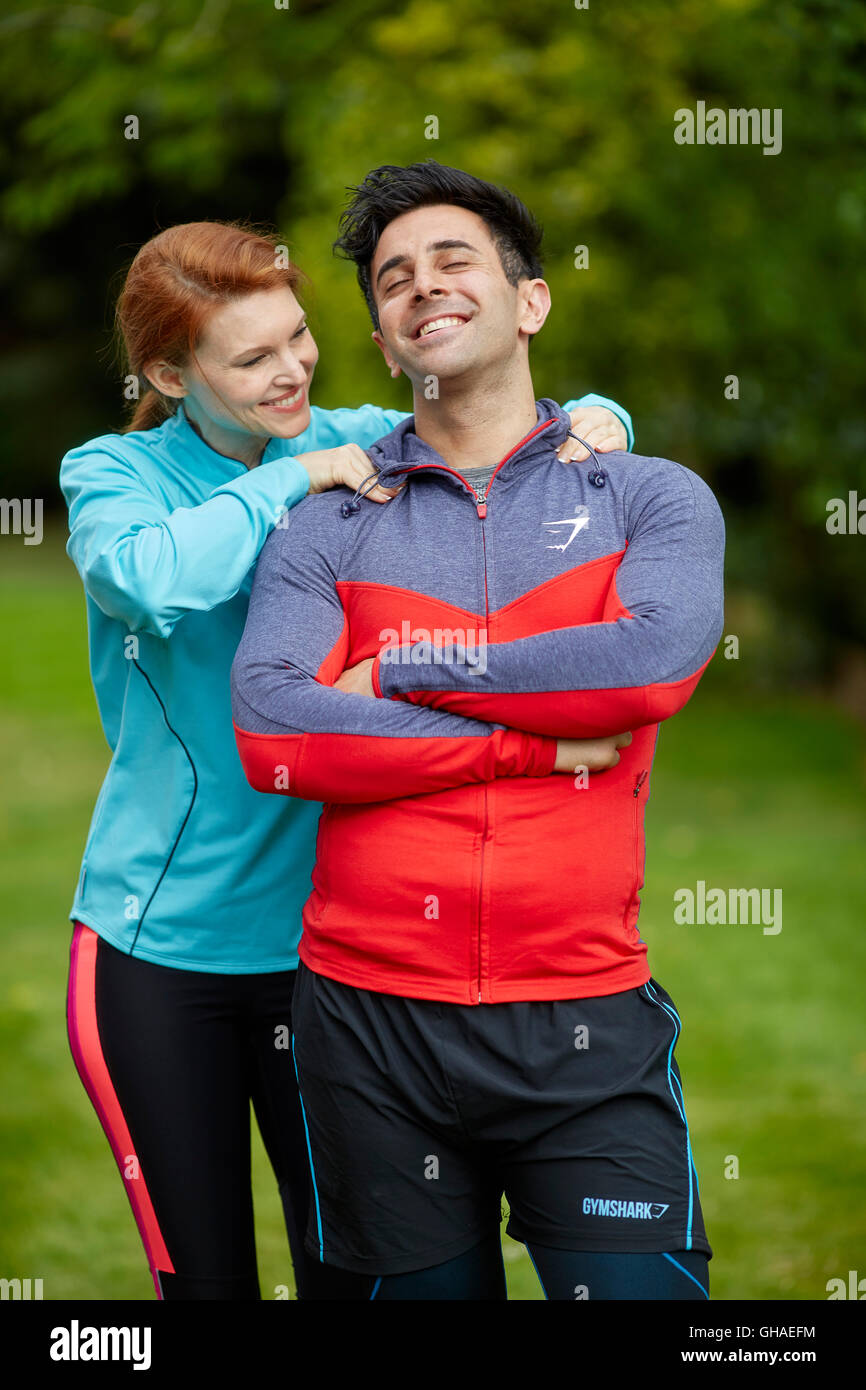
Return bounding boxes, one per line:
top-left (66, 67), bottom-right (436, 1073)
top-left (542, 507), bottom-right (589, 551)
top-left (582, 1197), bottom-right (670, 1219)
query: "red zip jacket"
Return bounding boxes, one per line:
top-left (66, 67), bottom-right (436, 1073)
top-left (231, 400), bottom-right (725, 1003)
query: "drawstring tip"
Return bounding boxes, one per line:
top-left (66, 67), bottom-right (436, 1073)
top-left (340, 464), bottom-right (385, 518)
top-left (566, 430), bottom-right (607, 488)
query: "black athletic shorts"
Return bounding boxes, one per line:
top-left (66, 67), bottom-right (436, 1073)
top-left (291, 962), bottom-right (712, 1276)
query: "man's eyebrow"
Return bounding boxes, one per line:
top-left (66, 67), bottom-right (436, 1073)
top-left (374, 240), bottom-right (480, 288)
top-left (430, 239), bottom-right (479, 254)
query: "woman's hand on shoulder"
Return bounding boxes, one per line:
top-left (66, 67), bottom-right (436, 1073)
top-left (293, 444), bottom-right (402, 504)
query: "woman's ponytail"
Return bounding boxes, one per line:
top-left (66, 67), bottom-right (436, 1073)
top-left (125, 386), bottom-right (174, 434)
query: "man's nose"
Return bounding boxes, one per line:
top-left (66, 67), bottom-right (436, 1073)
top-left (411, 266), bottom-right (447, 301)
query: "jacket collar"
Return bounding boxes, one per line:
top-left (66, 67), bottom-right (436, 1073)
top-left (366, 398), bottom-right (572, 494)
top-left (165, 402), bottom-right (298, 479)
top-left (159, 403), bottom-right (249, 479)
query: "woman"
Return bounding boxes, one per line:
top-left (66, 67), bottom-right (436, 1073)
top-left (62, 219), bottom-right (633, 1300)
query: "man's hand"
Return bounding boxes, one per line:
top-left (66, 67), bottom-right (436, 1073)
top-left (553, 731), bottom-right (632, 772)
top-left (333, 657), bottom-right (376, 696)
top-left (558, 406), bottom-right (628, 463)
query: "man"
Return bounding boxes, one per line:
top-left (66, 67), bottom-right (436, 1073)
top-left (231, 161), bottom-right (724, 1300)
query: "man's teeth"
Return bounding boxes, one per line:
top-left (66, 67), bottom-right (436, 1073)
top-left (418, 316), bottom-right (465, 338)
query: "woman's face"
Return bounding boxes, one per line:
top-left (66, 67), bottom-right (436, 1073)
top-left (166, 285), bottom-right (319, 442)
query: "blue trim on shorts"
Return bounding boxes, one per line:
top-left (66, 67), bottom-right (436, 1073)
top-left (644, 982), bottom-right (702, 1199)
top-left (525, 1245), bottom-right (550, 1300)
top-left (670, 1071), bottom-right (703, 1200)
top-left (642, 981), bottom-right (696, 1251)
top-left (291, 1032), bottom-right (324, 1262)
top-left (663, 1251), bottom-right (710, 1299)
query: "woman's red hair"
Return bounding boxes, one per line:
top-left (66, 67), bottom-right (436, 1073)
top-left (115, 221), bottom-right (306, 432)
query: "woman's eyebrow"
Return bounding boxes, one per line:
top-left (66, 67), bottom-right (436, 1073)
top-left (230, 345), bottom-right (271, 359)
top-left (228, 315), bottom-right (307, 362)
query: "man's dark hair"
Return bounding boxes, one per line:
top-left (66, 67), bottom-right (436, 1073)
top-left (333, 161), bottom-right (544, 328)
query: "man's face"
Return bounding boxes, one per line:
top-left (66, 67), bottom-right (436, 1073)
top-left (369, 204), bottom-right (549, 386)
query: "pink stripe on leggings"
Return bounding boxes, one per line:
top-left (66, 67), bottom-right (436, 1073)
top-left (67, 922), bottom-right (174, 1296)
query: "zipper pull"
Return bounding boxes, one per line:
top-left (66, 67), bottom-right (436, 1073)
top-left (469, 485), bottom-right (488, 519)
top-left (634, 770), bottom-right (648, 797)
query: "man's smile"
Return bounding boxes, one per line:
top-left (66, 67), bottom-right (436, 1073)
top-left (412, 313), bottom-right (470, 340)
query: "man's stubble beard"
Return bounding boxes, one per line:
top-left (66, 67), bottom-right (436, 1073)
top-left (404, 334), bottom-right (528, 405)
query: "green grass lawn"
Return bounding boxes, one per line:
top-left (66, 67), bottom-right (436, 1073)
top-left (1, 526), bottom-right (865, 1300)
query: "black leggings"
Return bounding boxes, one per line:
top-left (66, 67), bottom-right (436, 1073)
top-left (368, 1235), bottom-right (710, 1300)
top-left (67, 922), bottom-right (366, 1300)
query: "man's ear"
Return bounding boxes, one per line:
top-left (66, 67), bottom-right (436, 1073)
top-left (372, 330), bottom-right (402, 380)
top-left (517, 278), bottom-right (552, 340)
top-left (144, 361), bottom-right (187, 398)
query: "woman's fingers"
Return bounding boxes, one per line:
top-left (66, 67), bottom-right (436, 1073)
top-left (343, 445), bottom-right (402, 504)
top-left (558, 428), bottom-right (625, 461)
top-left (558, 437), bottom-right (590, 462)
top-left (558, 408), bottom-right (628, 462)
top-left (296, 444), bottom-right (404, 503)
top-left (591, 431), bottom-right (628, 453)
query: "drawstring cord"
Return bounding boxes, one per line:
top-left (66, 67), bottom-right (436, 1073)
top-left (340, 467), bottom-right (389, 517)
top-left (566, 431), bottom-right (607, 488)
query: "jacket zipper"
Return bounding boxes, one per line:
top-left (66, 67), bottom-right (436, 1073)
top-left (380, 416), bottom-right (557, 523)
top-left (473, 480), bottom-right (489, 1002)
top-left (385, 417), bottom-right (558, 1004)
top-left (469, 446), bottom-right (548, 1000)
